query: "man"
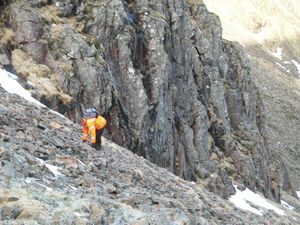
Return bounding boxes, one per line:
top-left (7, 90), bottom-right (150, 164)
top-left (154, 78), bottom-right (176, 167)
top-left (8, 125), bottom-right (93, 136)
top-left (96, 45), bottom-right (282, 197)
top-left (82, 107), bottom-right (107, 149)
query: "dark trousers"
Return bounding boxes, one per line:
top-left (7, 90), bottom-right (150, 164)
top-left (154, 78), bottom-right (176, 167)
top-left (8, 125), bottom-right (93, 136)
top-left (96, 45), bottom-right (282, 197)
top-left (92, 129), bottom-right (104, 150)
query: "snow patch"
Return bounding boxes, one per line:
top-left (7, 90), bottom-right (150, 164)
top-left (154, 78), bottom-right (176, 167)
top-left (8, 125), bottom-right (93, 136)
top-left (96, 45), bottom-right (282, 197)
top-left (24, 178), bottom-right (32, 184)
top-left (51, 109), bottom-right (66, 118)
top-left (276, 62), bottom-right (285, 70)
top-left (0, 69), bottom-right (44, 106)
top-left (25, 177), bottom-right (53, 191)
top-left (229, 185), bottom-right (285, 216)
top-left (270, 47), bottom-right (283, 60)
top-left (0, 69), bottom-right (66, 118)
top-left (128, 67), bottom-right (135, 74)
top-left (78, 160), bottom-right (86, 167)
top-left (291, 60), bottom-right (300, 75)
top-left (275, 62), bottom-right (290, 73)
top-left (45, 163), bottom-right (64, 177)
top-left (34, 157), bottom-right (64, 178)
top-left (69, 185), bottom-right (78, 191)
top-left (27, 81), bottom-right (35, 87)
top-left (281, 200), bottom-right (294, 210)
top-left (150, 28), bottom-right (156, 34)
top-left (297, 191), bottom-right (300, 198)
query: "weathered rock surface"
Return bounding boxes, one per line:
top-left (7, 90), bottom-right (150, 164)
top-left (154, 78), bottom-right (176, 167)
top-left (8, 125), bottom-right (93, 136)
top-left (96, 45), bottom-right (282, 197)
top-left (0, 0), bottom-right (296, 202)
top-left (204, 0), bottom-right (300, 195)
top-left (0, 87), bottom-right (299, 225)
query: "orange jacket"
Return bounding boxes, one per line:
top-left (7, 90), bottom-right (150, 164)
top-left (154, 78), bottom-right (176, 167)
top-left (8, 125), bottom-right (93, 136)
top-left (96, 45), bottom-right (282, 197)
top-left (82, 115), bottom-right (107, 143)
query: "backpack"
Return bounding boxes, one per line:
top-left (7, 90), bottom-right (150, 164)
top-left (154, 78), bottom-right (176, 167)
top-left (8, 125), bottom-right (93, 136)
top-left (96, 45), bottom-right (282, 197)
top-left (83, 107), bottom-right (98, 118)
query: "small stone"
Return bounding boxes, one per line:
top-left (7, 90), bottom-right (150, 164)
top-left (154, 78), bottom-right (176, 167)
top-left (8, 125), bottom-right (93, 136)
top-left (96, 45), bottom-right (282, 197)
top-left (196, 167), bottom-right (210, 179)
top-left (37, 123), bottom-right (46, 130)
top-left (50, 121), bottom-right (62, 129)
top-left (88, 203), bottom-right (106, 224)
top-left (103, 183), bottom-right (117, 194)
top-left (133, 169), bottom-right (144, 181)
top-left (15, 130), bottom-right (25, 140)
top-left (237, 184), bottom-right (246, 191)
top-left (25, 135), bottom-right (34, 142)
top-left (22, 143), bottom-right (33, 151)
top-left (0, 146), bottom-right (6, 156)
top-left (118, 165), bottom-right (127, 173)
top-left (0, 196), bottom-right (19, 203)
top-left (0, 54), bottom-right (10, 66)
top-left (3, 135), bottom-right (10, 142)
top-left (1, 205), bottom-right (23, 220)
top-left (210, 152), bottom-right (218, 160)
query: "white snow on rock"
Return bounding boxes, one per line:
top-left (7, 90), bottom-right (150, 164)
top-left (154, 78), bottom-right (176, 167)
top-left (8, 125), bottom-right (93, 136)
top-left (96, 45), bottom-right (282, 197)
top-left (45, 163), bottom-right (64, 177)
top-left (281, 200), bottom-right (294, 210)
top-left (297, 191), bottom-right (300, 198)
top-left (0, 68), bottom-right (44, 106)
top-left (276, 62), bottom-right (286, 70)
top-left (0, 68), bottom-right (66, 118)
top-left (229, 185), bottom-right (285, 216)
top-left (34, 157), bottom-right (64, 178)
top-left (128, 67), bottom-right (135, 74)
top-left (275, 62), bottom-right (291, 73)
top-left (291, 60), bottom-right (300, 75)
top-left (270, 47), bottom-right (283, 60)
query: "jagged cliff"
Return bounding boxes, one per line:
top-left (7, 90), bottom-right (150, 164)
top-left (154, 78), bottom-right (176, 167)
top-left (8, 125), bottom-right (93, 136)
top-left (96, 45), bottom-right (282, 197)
top-left (204, 0), bottom-right (300, 194)
top-left (0, 0), bottom-right (296, 202)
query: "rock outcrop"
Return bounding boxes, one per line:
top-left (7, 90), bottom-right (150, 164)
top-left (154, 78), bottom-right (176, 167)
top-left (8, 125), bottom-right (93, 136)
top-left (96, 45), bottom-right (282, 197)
top-left (0, 0), bottom-right (296, 201)
top-left (204, 0), bottom-right (300, 194)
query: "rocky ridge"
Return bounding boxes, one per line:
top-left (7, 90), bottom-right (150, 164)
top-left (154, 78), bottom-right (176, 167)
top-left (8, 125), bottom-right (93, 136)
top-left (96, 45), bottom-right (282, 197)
top-left (0, 0), bottom-right (296, 202)
top-left (204, 0), bottom-right (300, 196)
top-left (0, 86), bottom-right (299, 225)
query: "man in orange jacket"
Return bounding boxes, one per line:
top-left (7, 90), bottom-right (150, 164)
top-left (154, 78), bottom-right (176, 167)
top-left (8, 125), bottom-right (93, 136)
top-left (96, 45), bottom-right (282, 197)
top-left (82, 107), bottom-right (107, 149)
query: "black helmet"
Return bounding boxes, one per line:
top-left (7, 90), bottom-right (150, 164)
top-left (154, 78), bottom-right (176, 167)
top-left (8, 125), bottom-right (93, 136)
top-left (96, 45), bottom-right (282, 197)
top-left (83, 107), bottom-right (98, 118)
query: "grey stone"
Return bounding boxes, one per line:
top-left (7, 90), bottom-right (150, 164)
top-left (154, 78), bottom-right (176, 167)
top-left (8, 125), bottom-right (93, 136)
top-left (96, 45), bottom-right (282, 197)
top-left (11, 4), bottom-right (43, 43)
top-left (0, 54), bottom-right (10, 66)
top-left (237, 184), bottom-right (246, 191)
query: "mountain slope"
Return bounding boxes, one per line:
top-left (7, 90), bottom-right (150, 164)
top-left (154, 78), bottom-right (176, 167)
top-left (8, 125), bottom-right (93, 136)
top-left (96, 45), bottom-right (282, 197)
top-left (0, 0), bottom-right (294, 202)
top-left (204, 0), bottom-right (300, 56)
top-left (0, 79), bottom-right (299, 225)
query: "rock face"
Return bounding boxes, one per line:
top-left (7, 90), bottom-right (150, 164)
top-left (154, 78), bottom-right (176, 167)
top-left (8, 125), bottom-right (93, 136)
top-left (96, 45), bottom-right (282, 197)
top-left (0, 0), bottom-right (295, 201)
top-left (1, 86), bottom-right (299, 225)
top-left (204, 0), bottom-right (300, 194)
